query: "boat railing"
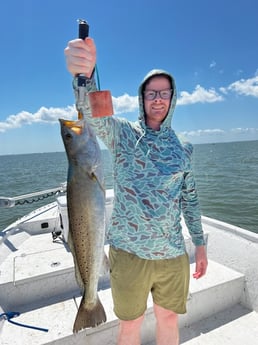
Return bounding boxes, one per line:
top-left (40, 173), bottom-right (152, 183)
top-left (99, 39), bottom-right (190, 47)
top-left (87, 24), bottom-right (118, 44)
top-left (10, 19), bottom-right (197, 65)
top-left (0, 183), bottom-right (67, 208)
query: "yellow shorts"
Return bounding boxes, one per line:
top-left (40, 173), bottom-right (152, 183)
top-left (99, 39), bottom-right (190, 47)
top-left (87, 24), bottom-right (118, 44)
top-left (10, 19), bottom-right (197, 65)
top-left (109, 246), bottom-right (190, 320)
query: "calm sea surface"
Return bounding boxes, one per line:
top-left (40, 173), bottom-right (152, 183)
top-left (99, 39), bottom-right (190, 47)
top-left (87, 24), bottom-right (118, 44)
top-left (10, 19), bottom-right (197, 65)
top-left (0, 140), bottom-right (257, 233)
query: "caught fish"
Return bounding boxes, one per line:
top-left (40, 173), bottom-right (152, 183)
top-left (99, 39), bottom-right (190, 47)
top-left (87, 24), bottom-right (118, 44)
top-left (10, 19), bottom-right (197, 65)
top-left (59, 118), bottom-right (107, 332)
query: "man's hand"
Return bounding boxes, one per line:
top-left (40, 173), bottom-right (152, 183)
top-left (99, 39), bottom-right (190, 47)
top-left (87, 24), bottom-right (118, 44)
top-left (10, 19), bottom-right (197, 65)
top-left (64, 37), bottom-right (96, 77)
top-left (193, 245), bottom-right (208, 279)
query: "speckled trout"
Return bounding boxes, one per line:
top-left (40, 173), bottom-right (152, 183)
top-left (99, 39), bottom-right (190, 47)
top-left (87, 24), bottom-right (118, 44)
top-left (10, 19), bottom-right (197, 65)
top-left (59, 118), bottom-right (106, 332)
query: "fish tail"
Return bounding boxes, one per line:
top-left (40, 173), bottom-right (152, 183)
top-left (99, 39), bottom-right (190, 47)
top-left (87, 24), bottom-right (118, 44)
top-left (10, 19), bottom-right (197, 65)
top-left (73, 295), bottom-right (107, 332)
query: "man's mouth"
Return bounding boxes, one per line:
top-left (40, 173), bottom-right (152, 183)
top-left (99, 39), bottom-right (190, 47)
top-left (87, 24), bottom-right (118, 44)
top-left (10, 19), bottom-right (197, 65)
top-left (152, 105), bottom-right (164, 110)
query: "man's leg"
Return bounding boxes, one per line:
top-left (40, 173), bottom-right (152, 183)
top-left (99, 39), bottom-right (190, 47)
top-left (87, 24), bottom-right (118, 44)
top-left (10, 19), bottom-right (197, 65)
top-left (117, 314), bottom-right (145, 345)
top-left (154, 303), bottom-right (179, 345)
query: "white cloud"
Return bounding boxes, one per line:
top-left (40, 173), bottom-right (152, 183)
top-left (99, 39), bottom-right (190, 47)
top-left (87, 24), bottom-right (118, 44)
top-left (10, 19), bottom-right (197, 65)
top-left (0, 94), bottom-right (139, 133)
top-left (227, 75), bottom-right (258, 97)
top-left (182, 127), bottom-right (258, 137)
top-left (178, 73), bottom-right (258, 103)
top-left (181, 128), bottom-right (225, 137)
top-left (177, 85), bottom-right (224, 105)
top-left (219, 86), bottom-right (228, 95)
top-left (0, 106), bottom-right (76, 132)
top-left (231, 127), bottom-right (258, 134)
top-left (1, 73), bottom-right (258, 134)
top-left (112, 94), bottom-right (138, 114)
top-left (210, 61), bottom-right (216, 68)
top-left (180, 127), bottom-right (258, 144)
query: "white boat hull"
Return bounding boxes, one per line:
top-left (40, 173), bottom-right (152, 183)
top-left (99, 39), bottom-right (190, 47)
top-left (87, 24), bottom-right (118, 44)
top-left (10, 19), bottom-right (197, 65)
top-left (1, 189), bottom-right (258, 344)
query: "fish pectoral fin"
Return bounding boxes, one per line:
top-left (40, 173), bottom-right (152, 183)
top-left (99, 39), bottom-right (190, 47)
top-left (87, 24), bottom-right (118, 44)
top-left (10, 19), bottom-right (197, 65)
top-left (73, 295), bottom-right (106, 332)
top-left (89, 172), bottom-right (97, 181)
top-left (88, 172), bottom-right (105, 194)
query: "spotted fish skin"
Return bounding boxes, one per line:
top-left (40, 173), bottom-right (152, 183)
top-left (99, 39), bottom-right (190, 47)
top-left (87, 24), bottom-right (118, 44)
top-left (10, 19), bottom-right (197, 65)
top-left (59, 118), bottom-right (106, 332)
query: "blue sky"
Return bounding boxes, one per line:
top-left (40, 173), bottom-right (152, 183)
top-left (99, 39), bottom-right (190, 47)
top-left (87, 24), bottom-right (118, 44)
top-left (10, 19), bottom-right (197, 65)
top-left (0, 0), bottom-right (258, 155)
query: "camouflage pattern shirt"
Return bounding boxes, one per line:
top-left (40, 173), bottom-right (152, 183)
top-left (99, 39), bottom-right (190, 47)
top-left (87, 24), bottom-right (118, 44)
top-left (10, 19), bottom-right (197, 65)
top-left (74, 69), bottom-right (205, 259)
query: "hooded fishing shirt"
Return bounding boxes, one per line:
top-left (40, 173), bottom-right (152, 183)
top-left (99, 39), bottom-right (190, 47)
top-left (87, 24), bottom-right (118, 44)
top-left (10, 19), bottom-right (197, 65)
top-left (74, 69), bottom-right (205, 260)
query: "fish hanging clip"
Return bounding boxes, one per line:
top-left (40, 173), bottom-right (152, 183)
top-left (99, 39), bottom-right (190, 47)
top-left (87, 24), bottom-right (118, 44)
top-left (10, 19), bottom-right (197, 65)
top-left (76, 19), bottom-right (113, 118)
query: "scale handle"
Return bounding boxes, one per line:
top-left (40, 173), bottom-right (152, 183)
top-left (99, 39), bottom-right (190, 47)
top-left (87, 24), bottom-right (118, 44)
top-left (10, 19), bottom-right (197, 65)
top-left (77, 19), bottom-right (89, 86)
top-left (78, 19), bottom-right (89, 39)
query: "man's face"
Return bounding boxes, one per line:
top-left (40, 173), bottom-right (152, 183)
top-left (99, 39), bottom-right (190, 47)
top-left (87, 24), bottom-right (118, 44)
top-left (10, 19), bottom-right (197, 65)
top-left (143, 76), bottom-right (172, 130)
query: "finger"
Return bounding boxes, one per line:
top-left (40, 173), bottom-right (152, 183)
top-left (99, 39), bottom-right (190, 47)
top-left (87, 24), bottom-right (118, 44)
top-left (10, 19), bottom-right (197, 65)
top-left (193, 272), bottom-right (201, 279)
top-left (85, 37), bottom-right (96, 55)
top-left (64, 38), bottom-right (96, 76)
top-left (193, 262), bottom-right (207, 279)
top-left (67, 58), bottom-right (92, 76)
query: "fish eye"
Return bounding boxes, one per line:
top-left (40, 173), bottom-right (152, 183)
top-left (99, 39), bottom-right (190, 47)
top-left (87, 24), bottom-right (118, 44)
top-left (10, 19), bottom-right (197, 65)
top-left (65, 133), bottom-right (73, 140)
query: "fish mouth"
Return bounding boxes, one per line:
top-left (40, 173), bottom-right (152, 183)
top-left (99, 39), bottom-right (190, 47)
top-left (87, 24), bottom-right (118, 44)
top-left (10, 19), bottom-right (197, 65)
top-left (59, 119), bottom-right (83, 135)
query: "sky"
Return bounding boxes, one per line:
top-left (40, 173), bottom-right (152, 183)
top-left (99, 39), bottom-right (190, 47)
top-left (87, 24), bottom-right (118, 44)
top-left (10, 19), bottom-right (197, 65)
top-left (0, 0), bottom-right (258, 155)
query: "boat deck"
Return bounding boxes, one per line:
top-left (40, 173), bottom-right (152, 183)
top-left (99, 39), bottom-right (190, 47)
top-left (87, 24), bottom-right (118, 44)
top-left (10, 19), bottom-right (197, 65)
top-left (179, 306), bottom-right (258, 345)
top-left (0, 258), bottom-right (250, 345)
top-left (1, 213), bottom-right (258, 344)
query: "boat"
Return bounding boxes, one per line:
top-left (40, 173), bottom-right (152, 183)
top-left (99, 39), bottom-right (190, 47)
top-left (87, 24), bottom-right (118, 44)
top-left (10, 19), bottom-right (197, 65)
top-left (0, 185), bottom-right (258, 344)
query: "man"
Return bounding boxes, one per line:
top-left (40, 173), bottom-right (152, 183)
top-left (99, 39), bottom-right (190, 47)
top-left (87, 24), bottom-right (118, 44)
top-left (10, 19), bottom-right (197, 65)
top-left (65, 37), bottom-right (208, 345)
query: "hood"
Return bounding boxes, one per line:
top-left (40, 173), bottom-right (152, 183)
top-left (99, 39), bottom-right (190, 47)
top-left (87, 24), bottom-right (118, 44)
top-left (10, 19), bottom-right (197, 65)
top-left (138, 69), bottom-right (177, 131)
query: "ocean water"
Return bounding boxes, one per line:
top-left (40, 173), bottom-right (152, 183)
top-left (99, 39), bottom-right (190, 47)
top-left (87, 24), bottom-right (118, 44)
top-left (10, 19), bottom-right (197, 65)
top-left (0, 140), bottom-right (257, 233)
top-left (192, 140), bottom-right (258, 233)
